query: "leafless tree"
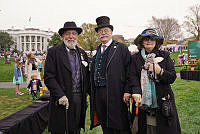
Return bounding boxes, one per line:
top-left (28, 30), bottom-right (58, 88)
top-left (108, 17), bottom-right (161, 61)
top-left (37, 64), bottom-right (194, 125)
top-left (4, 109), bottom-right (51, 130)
top-left (183, 4), bottom-right (200, 40)
top-left (149, 16), bottom-right (182, 41)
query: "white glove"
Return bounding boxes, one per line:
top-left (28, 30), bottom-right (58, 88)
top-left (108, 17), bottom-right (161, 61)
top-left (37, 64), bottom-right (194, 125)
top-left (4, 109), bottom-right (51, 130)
top-left (132, 94), bottom-right (142, 106)
top-left (147, 63), bottom-right (163, 75)
top-left (58, 96), bottom-right (69, 109)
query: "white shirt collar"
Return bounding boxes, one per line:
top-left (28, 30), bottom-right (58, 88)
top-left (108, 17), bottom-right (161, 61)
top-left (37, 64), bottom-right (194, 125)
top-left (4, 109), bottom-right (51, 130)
top-left (65, 46), bottom-right (76, 52)
top-left (102, 39), bottom-right (113, 47)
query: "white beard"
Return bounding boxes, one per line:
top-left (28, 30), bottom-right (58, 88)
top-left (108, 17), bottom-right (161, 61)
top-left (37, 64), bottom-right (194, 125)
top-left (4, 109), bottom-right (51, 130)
top-left (64, 39), bottom-right (77, 49)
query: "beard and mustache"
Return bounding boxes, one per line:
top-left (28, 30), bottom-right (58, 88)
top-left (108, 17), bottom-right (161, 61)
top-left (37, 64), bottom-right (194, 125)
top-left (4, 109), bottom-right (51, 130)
top-left (63, 39), bottom-right (77, 49)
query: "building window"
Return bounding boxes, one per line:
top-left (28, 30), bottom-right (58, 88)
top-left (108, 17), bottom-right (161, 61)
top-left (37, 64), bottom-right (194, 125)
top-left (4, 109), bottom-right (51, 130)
top-left (37, 36), bottom-right (40, 42)
top-left (15, 45), bottom-right (17, 49)
top-left (42, 37), bottom-right (44, 42)
top-left (26, 43), bottom-right (29, 51)
top-left (31, 36), bottom-right (35, 42)
top-left (26, 36), bottom-right (30, 42)
top-left (21, 36), bottom-right (24, 42)
top-left (22, 43), bottom-right (24, 51)
top-left (42, 44), bottom-right (44, 51)
top-left (47, 38), bottom-right (50, 42)
top-left (37, 44), bottom-right (40, 51)
top-left (32, 44), bottom-right (35, 51)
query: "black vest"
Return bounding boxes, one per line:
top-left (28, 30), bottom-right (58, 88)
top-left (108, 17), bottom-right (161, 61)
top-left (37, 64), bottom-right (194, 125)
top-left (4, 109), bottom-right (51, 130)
top-left (94, 45), bottom-right (111, 87)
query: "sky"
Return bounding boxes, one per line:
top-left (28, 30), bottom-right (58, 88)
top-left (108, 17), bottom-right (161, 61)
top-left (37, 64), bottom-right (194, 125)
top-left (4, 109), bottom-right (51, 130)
top-left (0, 0), bottom-right (199, 39)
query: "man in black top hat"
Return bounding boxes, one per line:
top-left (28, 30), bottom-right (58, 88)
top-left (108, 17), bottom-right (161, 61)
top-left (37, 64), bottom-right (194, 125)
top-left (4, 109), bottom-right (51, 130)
top-left (90, 16), bottom-right (132, 134)
top-left (44, 21), bottom-right (90, 134)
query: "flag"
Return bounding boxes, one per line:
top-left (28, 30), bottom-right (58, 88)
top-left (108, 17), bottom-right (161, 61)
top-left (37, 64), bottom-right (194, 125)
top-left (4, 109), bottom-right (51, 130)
top-left (29, 17), bottom-right (31, 22)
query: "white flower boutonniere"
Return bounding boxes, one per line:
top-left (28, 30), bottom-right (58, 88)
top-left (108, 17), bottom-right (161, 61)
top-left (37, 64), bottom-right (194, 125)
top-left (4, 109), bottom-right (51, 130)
top-left (81, 54), bottom-right (84, 61)
top-left (82, 61), bottom-right (88, 67)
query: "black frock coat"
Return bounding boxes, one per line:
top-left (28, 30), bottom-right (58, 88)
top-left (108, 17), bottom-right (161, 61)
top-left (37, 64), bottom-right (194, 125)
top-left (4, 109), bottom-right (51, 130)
top-left (90, 40), bottom-right (132, 130)
top-left (129, 49), bottom-right (181, 134)
top-left (44, 43), bottom-right (90, 133)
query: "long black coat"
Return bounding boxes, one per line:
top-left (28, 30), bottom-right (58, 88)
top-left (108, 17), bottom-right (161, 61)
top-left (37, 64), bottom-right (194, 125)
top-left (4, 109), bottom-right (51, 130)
top-left (129, 49), bottom-right (181, 134)
top-left (90, 40), bottom-right (131, 130)
top-left (44, 43), bottom-right (90, 133)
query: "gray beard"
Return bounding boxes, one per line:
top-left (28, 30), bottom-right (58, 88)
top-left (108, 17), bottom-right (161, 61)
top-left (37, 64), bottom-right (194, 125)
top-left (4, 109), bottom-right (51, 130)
top-left (63, 39), bottom-right (77, 49)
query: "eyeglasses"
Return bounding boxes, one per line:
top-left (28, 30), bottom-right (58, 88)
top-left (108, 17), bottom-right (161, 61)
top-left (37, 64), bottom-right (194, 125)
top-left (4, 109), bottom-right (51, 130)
top-left (143, 37), bottom-right (156, 41)
top-left (98, 28), bottom-right (111, 34)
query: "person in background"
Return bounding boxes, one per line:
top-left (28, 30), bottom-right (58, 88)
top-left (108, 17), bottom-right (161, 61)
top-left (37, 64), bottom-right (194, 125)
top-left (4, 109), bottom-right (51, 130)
top-left (44, 21), bottom-right (90, 134)
top-left (90, 16), bottom-right (132, 134)
top-left (24, 52), bottom-right (41, 86)
top-left (129, 28), bottom-right (181, 134)
top-left (13, 58), bottom-right (24, 95)
top-left (27, 74), bottom-right (43, 101)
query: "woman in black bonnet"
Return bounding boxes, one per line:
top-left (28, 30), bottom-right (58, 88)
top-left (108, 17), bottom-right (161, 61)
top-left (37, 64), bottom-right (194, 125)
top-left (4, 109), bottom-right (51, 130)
top-left (129, 28), bottom-right (181, 134)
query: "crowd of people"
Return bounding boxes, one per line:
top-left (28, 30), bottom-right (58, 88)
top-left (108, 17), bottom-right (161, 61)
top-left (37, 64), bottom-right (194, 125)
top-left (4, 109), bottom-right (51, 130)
top-left (2, 15), bottom-right (182, 134)
top-left (43, 16), bottom-right (181, 134)
top-left (12, 51), bottom-right (46, 101)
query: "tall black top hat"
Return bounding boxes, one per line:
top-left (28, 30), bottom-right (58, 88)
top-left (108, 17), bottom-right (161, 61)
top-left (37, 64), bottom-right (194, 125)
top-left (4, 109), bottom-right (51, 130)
top-left (95, 16), bottom-right (113, 32)
top-left (58, 21), bottom-right (82, 36)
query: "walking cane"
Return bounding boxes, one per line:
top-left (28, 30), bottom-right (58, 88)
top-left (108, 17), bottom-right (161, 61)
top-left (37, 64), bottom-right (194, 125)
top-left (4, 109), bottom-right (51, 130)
top-left (65, 104), bottom-right (69, 134)
top-left (131, 103), bottom-right (139, 134)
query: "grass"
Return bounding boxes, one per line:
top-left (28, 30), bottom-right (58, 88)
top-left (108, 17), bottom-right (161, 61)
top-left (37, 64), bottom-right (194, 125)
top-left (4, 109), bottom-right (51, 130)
top-left (171, 78), bottom-right (200, 134)
top-left (0, 88), bottom-right (32, 119)
top-left (0, 78), bottom-right (200, 133)
top-left (0, 57), bottom-right (15, 82)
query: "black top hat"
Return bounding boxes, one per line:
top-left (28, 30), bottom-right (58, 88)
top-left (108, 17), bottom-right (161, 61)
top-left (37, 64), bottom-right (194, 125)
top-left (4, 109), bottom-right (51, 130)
top-left (95, 16), bottom-right (113, 32)
top-left (58, 21), bottom-right (82, 36)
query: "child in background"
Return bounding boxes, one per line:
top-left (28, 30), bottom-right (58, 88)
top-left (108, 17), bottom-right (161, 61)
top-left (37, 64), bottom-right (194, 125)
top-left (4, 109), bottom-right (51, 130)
top-left (38, 60), bottom-right (43, 72)
top-left (13, 58), bottom-right (24, 95)
top-left (27, 74), bottom-right (42, 101)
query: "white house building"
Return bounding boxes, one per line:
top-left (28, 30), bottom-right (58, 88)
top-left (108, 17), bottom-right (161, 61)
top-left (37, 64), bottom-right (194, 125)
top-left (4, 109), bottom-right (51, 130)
top-left (1, 28), bottom-right (54, 53)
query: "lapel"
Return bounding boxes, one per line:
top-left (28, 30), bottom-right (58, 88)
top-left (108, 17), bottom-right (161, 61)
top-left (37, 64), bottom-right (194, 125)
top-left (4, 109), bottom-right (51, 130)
top-left (106, 40), bottom-right (118, 69)
top-left (75, 46), bottom-right (83, 66)
top-left (60, 43), bottom-right (72, 72)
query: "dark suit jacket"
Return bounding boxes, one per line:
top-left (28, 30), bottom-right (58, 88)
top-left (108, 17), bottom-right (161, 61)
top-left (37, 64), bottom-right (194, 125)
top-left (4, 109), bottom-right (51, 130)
top-left (44, 43), bottom-right (90, 133)
top-left (90, 40), bottom-right (132, 130)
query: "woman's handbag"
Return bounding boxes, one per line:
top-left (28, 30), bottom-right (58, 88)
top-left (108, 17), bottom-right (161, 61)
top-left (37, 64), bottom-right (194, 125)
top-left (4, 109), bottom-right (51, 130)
top-left (161, 94), bottom-right (172, 117)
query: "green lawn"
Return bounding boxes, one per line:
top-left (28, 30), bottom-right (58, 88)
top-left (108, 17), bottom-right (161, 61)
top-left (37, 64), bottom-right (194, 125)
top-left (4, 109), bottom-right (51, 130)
top-left (0, 88), bottom-right (32, 119)
top-left (0, 78), bottom-right (200, 134)
top-left (171, 78), bottom-right (200, 134)
top-left (0, 57), bottom-right (15, 82)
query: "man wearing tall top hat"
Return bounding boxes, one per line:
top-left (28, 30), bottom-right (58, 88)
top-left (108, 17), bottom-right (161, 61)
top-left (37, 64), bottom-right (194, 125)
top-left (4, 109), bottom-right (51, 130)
top-left (90, 16), bottom-right (132, 134)
top-left (44, 21), bottom-right (90, 134)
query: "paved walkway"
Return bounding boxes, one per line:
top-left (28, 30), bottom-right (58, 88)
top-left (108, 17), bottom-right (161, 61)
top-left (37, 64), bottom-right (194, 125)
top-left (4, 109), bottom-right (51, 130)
top-left (0, 73), bottom-right (180, 88)
top-left (0, 81), bottom-right (45, 88)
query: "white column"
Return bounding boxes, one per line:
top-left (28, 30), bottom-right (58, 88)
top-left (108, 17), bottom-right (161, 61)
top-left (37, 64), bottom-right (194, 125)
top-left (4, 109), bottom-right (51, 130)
top-left (35, 36), bottom-right (37, 52)
top-left (40, 36), bottom-right (42, 52)
top-left (29, 35), bottom-right (31, 52)
top-left (19, 36), bottom-right (21, 51)
top-left (24, 36), bottom-right (26, 53)
top-left (40, 37), bottom-right (42, 52)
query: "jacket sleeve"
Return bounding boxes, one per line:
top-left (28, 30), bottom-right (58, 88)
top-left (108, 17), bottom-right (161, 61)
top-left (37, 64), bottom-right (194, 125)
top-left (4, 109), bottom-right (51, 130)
top-left (122, 45), bottom-right (132, 94)
top-left (128, 54), bottom-right (142, 95)
top-left (44, 48), bottom-right (65, 100)
top-left (157, 53), bottom-right (176, 84)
